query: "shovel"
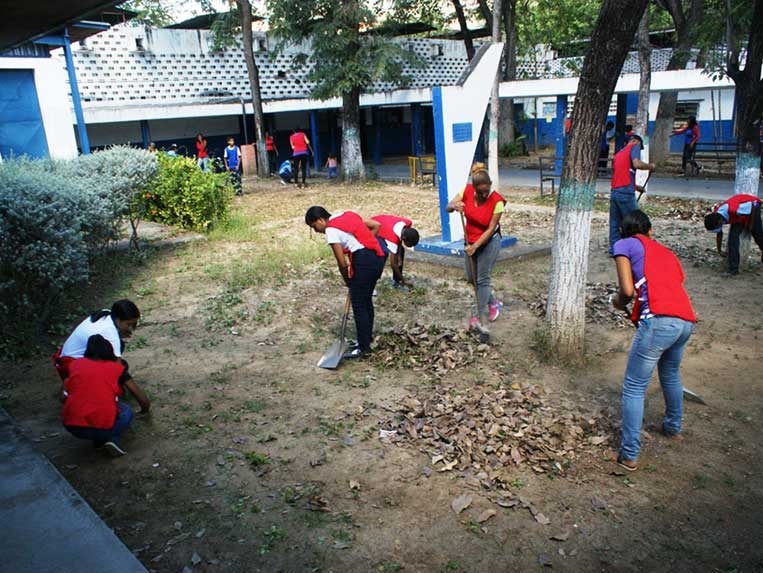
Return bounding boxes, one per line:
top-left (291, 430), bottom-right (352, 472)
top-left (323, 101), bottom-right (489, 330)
top-left (460, 213), bottom-right (490, 343)
top-left (317, 292), bottom-right (351, 369)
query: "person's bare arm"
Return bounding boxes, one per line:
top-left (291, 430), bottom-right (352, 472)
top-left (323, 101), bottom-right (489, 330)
top-left (465, 212), bottom-right (503, 256)
top-left (124, 378), bottom-right (151, 413)
top-left (612, 256), bottom-right (635, 311)
top-left (331, 243), bottom-right (351, 286)
top-left (716, 231), bottom-right (726, 256)
top-left (364, 218), bottom-right (381, 235)
top-left (388, 252), bottom-right (407, 285)
top-left (632, 158), bottom-right (655, 171)
top-left (446, 196), bottom-right (465, 213)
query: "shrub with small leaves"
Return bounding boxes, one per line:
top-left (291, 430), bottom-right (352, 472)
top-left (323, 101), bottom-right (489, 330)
top-left (141, 154), bottom-right (234, 231)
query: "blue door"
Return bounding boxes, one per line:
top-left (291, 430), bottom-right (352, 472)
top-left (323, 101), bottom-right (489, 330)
top-left (0, 69), bottom-right (49, 159)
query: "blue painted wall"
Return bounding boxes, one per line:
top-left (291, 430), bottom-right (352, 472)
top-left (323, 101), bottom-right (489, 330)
top-left (0, 69), bottom-right (49, 159)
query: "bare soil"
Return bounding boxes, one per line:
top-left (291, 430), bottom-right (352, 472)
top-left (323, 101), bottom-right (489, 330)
top-left (1, 178), bottom-right (762, 573)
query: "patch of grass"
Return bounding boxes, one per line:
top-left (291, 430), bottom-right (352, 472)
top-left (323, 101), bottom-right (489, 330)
top-left (208, 211), bottom-right (260, 242)
top-left (378, 562), bottom-right (403, 572)
top-left (509, 477), bottom-right (525, 489)
top-left (443, 561), bottom-right (462, 572)
top-left (693, 473), bottom-right (709, 489)
top-left (135, 281), bottom-right (156, 297)
top-left (319, 419), bottom-right (345, 437)
top-left (259, 525), bottom-right (287, 555)
top-left (531, 326), bottom-right (553, 362)
top-left (130, 335), bottom-right (149, 349)
top-left (245, 451), bottom-right (270, 467)
top-left (204, 290), bottom-right (246, 331)
top-left (242, 399), bottom-right (267, 413)
top-left (464, 519), bottom-right (482, 535)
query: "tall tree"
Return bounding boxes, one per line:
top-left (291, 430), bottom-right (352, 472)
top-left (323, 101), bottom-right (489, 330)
top-left (649, 0), bottom-right (703, 166)
top-left (488, 0), bottom-right (503, 185)
top-left (635, 9), bottom-right (651, 135)
top-left (268, 0), bottom-right (416, 181)
top-left (498, 0), bottom-right (518, 146)
top-left (237, 0), bottom-right (269, 177)
top-left (451, 0), bottom-right (476, 61)
top-left (545, 0), bottom-right (650, 357)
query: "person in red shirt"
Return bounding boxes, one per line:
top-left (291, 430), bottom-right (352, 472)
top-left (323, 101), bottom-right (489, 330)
top-left (305, 206), bottom-right (387, 358)
top-left (265, 130), bottom-right (278, 175)
top-left (290, 127), bottom-right (311, 188)
top-left (611, 210), bottom-right (696, 471)
top-left (371, 214), bottom-right (420, 290)
top-left (62, 334), bottom-right (151, 457)
top-left (195, 133), bottom-right (209, 172)
top-left (671, 116), bottom-right (702, 175)
top-left (446, 163), bottom-right (506, 329)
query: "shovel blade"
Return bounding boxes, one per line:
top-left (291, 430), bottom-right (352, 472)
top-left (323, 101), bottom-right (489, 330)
top-left (683, 387), bottom-right (706, 405)
top-left (317, 339), bottom-right (347, 369)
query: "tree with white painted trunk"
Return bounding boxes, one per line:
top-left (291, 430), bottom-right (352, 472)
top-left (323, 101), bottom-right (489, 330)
top-left (545, 0), bottom-right (650, 357)
top-left (488, 0), bottom-right (503, 185)
top-left (635, 9), bottom-right (651, 136)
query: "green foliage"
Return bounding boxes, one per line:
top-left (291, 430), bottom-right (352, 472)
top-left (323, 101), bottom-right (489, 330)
top-left (118, 0), bottom-right (174, 26)
top-left (499, 134), bottom-right (528, 157)
top-left (141, 154), bottom-right (234, 231)
top-left (267, 0), bottom-right (421, 101)
top-left (516, 0), bottom-right (602, 59)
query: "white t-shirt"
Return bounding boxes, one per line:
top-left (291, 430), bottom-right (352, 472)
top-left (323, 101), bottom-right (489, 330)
top-left (385, 221), bottom-right (407, 255)
top-left (325, 212), bottom-right (365, 253)
top-left (61, 315), bottom-right (122, 358)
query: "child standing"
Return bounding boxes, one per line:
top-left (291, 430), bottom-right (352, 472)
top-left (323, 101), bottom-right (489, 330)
top-left (224, 136), bottom-right (243, 195)
top-left (325, 153), bottom-right (338, 179)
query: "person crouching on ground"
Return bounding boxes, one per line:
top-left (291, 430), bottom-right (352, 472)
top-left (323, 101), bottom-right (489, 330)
top-left (611, 210), bottom-right (696, 472)
top-left (278, 159), bottom-right (294, 185)
top-left (371, 214), bottom-right (420, 291)
top-left (53, 299), bottom-right (141, 382)
top-left (62, 334), bottom-right (151, 457)
top-left (446, 163), bottom-right (506, 329)
top-left (305, 206), bottom-right (388, 359)
top-left (703, 193), bottom-right (763, 276)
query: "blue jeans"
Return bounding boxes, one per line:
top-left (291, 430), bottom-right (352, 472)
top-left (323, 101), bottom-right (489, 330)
top-left (327, 166), bottom-right (338, 178)
top-left (464, 232), bottom-right (500, 320)
top-left (197, 157), bottom-right (209, 172)
top-left (609, 188), bottom-right (639, 255)
top-left (66, 403), bottom-right (134, 446)
top-left (620, 316), bottom-right (693, 461)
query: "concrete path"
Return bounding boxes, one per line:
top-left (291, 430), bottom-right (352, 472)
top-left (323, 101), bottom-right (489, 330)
top-left (372, 163), bottom-right (760, 201)
top-left (0, 408), bottom-right (147, 573)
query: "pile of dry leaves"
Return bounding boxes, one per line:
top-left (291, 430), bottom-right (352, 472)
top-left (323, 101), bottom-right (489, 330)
top-left (370, 323), bottom-right (494, 377)
top-left (652, 198), bottom-right (713, 222)
top-left (529, 283), bottom-right (632, 328)
top-left (383, 383), bottom-right (615, 492)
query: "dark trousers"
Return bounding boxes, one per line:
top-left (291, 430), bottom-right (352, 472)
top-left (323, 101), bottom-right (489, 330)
top-left (293, 155), bottom-right (308, 185)
top-left (267, 150), bottom-right (277, 174)
top-left (682, 144), bottom-right (700, 174)
top-left (229, 169), bottom-right (242, 193)
top-left (65, 403), bottom-right (134, 446)
top-left (728, 206), bottom-right (763, 273)
top-left (349, 247), bottom-right (387, 351)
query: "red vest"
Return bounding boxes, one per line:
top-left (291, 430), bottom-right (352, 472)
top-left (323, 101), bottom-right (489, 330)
top-left (290, 132), bottom-right (308, 154)
top-left (716, 194), bottom-right (761, 225)
top-left (630, 235), bottom-right (697, 324)
top-left (326, 211), bottom-right (385, 257)
top-left (611, 143), bottom-right (637, 189)
top-left (265, 136), bottom-right (275, 151)
top-left (462, 184), bottom-right (505, 244)
top-left (62, 358), bottom-right (125, 430)
top-left (372, 214), bottom-right (412, 246)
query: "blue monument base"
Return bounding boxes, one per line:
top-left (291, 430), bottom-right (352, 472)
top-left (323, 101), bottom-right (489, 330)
top-left (414, 234), bottom-right (518, 257)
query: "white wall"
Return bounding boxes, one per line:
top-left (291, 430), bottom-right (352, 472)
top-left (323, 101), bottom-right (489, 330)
top-left (0, 57), bottom-right (78, 159)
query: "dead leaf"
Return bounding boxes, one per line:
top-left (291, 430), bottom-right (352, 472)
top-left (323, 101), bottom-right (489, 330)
top-left (590, 436), bottom-right (607, 445)
top-left (591, 495), bottom-right (608, 511)
top-left (451, 493), bottom-right (473, 514)
top-left (538, 553), bottom-right (553, 567)
top-left (534, 512), bottom-right (551, 525)
top-left (191, 552), bottom-right (202, 565)
top-left (349, 480), bottom-right (360, 491)
top-left (497, 498), bottom-right (518, 508)
top-left (477, 509), bottom-right (497, 523)
top-left (550, 531), bottom-right (570, 541)
top-left (439, 459), bottom-right (458, 472)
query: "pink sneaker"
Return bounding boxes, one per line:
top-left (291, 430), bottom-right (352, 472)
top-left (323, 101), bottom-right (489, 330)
top-left (488, 300), bottom-right (503, 322)
top-left (467, 316), bottom-right (480, 331)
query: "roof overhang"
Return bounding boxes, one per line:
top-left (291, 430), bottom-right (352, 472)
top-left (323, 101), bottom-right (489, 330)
top-left (1, 1), bottom-right (123, 51)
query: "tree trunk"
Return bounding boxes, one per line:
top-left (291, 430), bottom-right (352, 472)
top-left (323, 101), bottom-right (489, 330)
top-left (488, 0), bottom-right (503, 185)
top-left (238, 0), bottom-right (269, 177)
top-left (451, 0), bottom-right (475, 61)
top-left (650, 0), bottom-right (703, 166)
top-left (341, 88), bottom-right (365, 181)
top-left (546, 0), bottom-right (649, 357)
top-left (499, 0), bottom-right (517, 146)
top-left (635, 10), bottom-right (651, 135)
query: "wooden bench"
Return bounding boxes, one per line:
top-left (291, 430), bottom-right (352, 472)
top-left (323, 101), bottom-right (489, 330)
top-left (408, 155), bottom-right (437, 186)
top-left (691, 142), bottom-right (736, 175)
top-left (538, 156), bottom-right (562, 197)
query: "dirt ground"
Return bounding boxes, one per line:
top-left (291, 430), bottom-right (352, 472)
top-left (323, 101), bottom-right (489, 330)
top-left (2, 177), bottom-right (762, 573)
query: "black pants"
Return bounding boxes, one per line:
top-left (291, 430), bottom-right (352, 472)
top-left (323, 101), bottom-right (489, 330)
top-left (682, 144), bottom-right (700, 174)
top-left (293, 155), bottom-right (308, 185)
top-left (349, 246), bottom-right (387, 351)
top-left (267, 150), bottom-right (277, 174)
top-left (728, 206), bottom-right (763, 273)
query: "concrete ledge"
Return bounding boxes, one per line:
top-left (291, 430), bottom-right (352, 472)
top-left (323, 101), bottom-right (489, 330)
top-left (415, 234), bottom-right (518, 257)
top-left (408, 240), bottom-right (551, 268)
top-left (0, 408), bottom-right (147, 573)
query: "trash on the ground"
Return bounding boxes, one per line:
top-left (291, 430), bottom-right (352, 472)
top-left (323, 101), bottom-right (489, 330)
top-left (478, 509), bottom-right (497, 523)
top-left (551, 531), bottom-right (570, 541)
top-left (451, 493), bottom-right (473, 514)
top-left (191, 552), bottom-right (202, 565)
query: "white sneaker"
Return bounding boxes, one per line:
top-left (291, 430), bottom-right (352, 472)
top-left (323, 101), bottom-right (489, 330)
top-left (372, 289), bottom-right (378, 297)
top-left (104, 441), bottom-right (126, 457)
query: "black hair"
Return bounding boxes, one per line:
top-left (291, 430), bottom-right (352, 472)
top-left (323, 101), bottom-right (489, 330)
top-left (305, 206), bottom-right (331, 225)
top-left (90, 299), bottom-right (140, 323)
top-left (704, 212), bottom-right (724, 231)
top-left (606, 120), bottom-right (614, 129)
top-left (401, 227), bottom-right (420, 247)
top-left (84, 334), bottom-right (117, 361)
top-left (197, 133), bottom-right (205, 140)
top-left (621, 210), bottom-right (652, 239)
top-left (687, 116), bottom-right (697, 128)
top-left (625, 124), bottom-right (633, 131)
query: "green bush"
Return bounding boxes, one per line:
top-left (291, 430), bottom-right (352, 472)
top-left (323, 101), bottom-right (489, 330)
top-left (499, 134), bottom-right (528, 158)
top-left (142, 154), bottom-right (234, 231)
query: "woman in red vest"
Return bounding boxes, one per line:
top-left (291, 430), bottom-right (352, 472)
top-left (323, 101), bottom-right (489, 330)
top-left (305, 206), bottom-right (388, 358)
top-left (611, 210), bottom-right (696, 471)
top-left (371, 214), bottom-right (420, 290)
top-left (446, 163), bottom-right (506, 328)
top-left (62, 334), bottom-right (151, 457)
top-left (290, 127), bottom-right (311, 188)
top-left (195, 133), bottom-right (209, 172)
top-left (703, 193), bottom-right (763, 275)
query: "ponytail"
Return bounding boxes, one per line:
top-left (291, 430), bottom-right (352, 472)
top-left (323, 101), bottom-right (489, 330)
top-left (89, 299), bottom-right (140, 323)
